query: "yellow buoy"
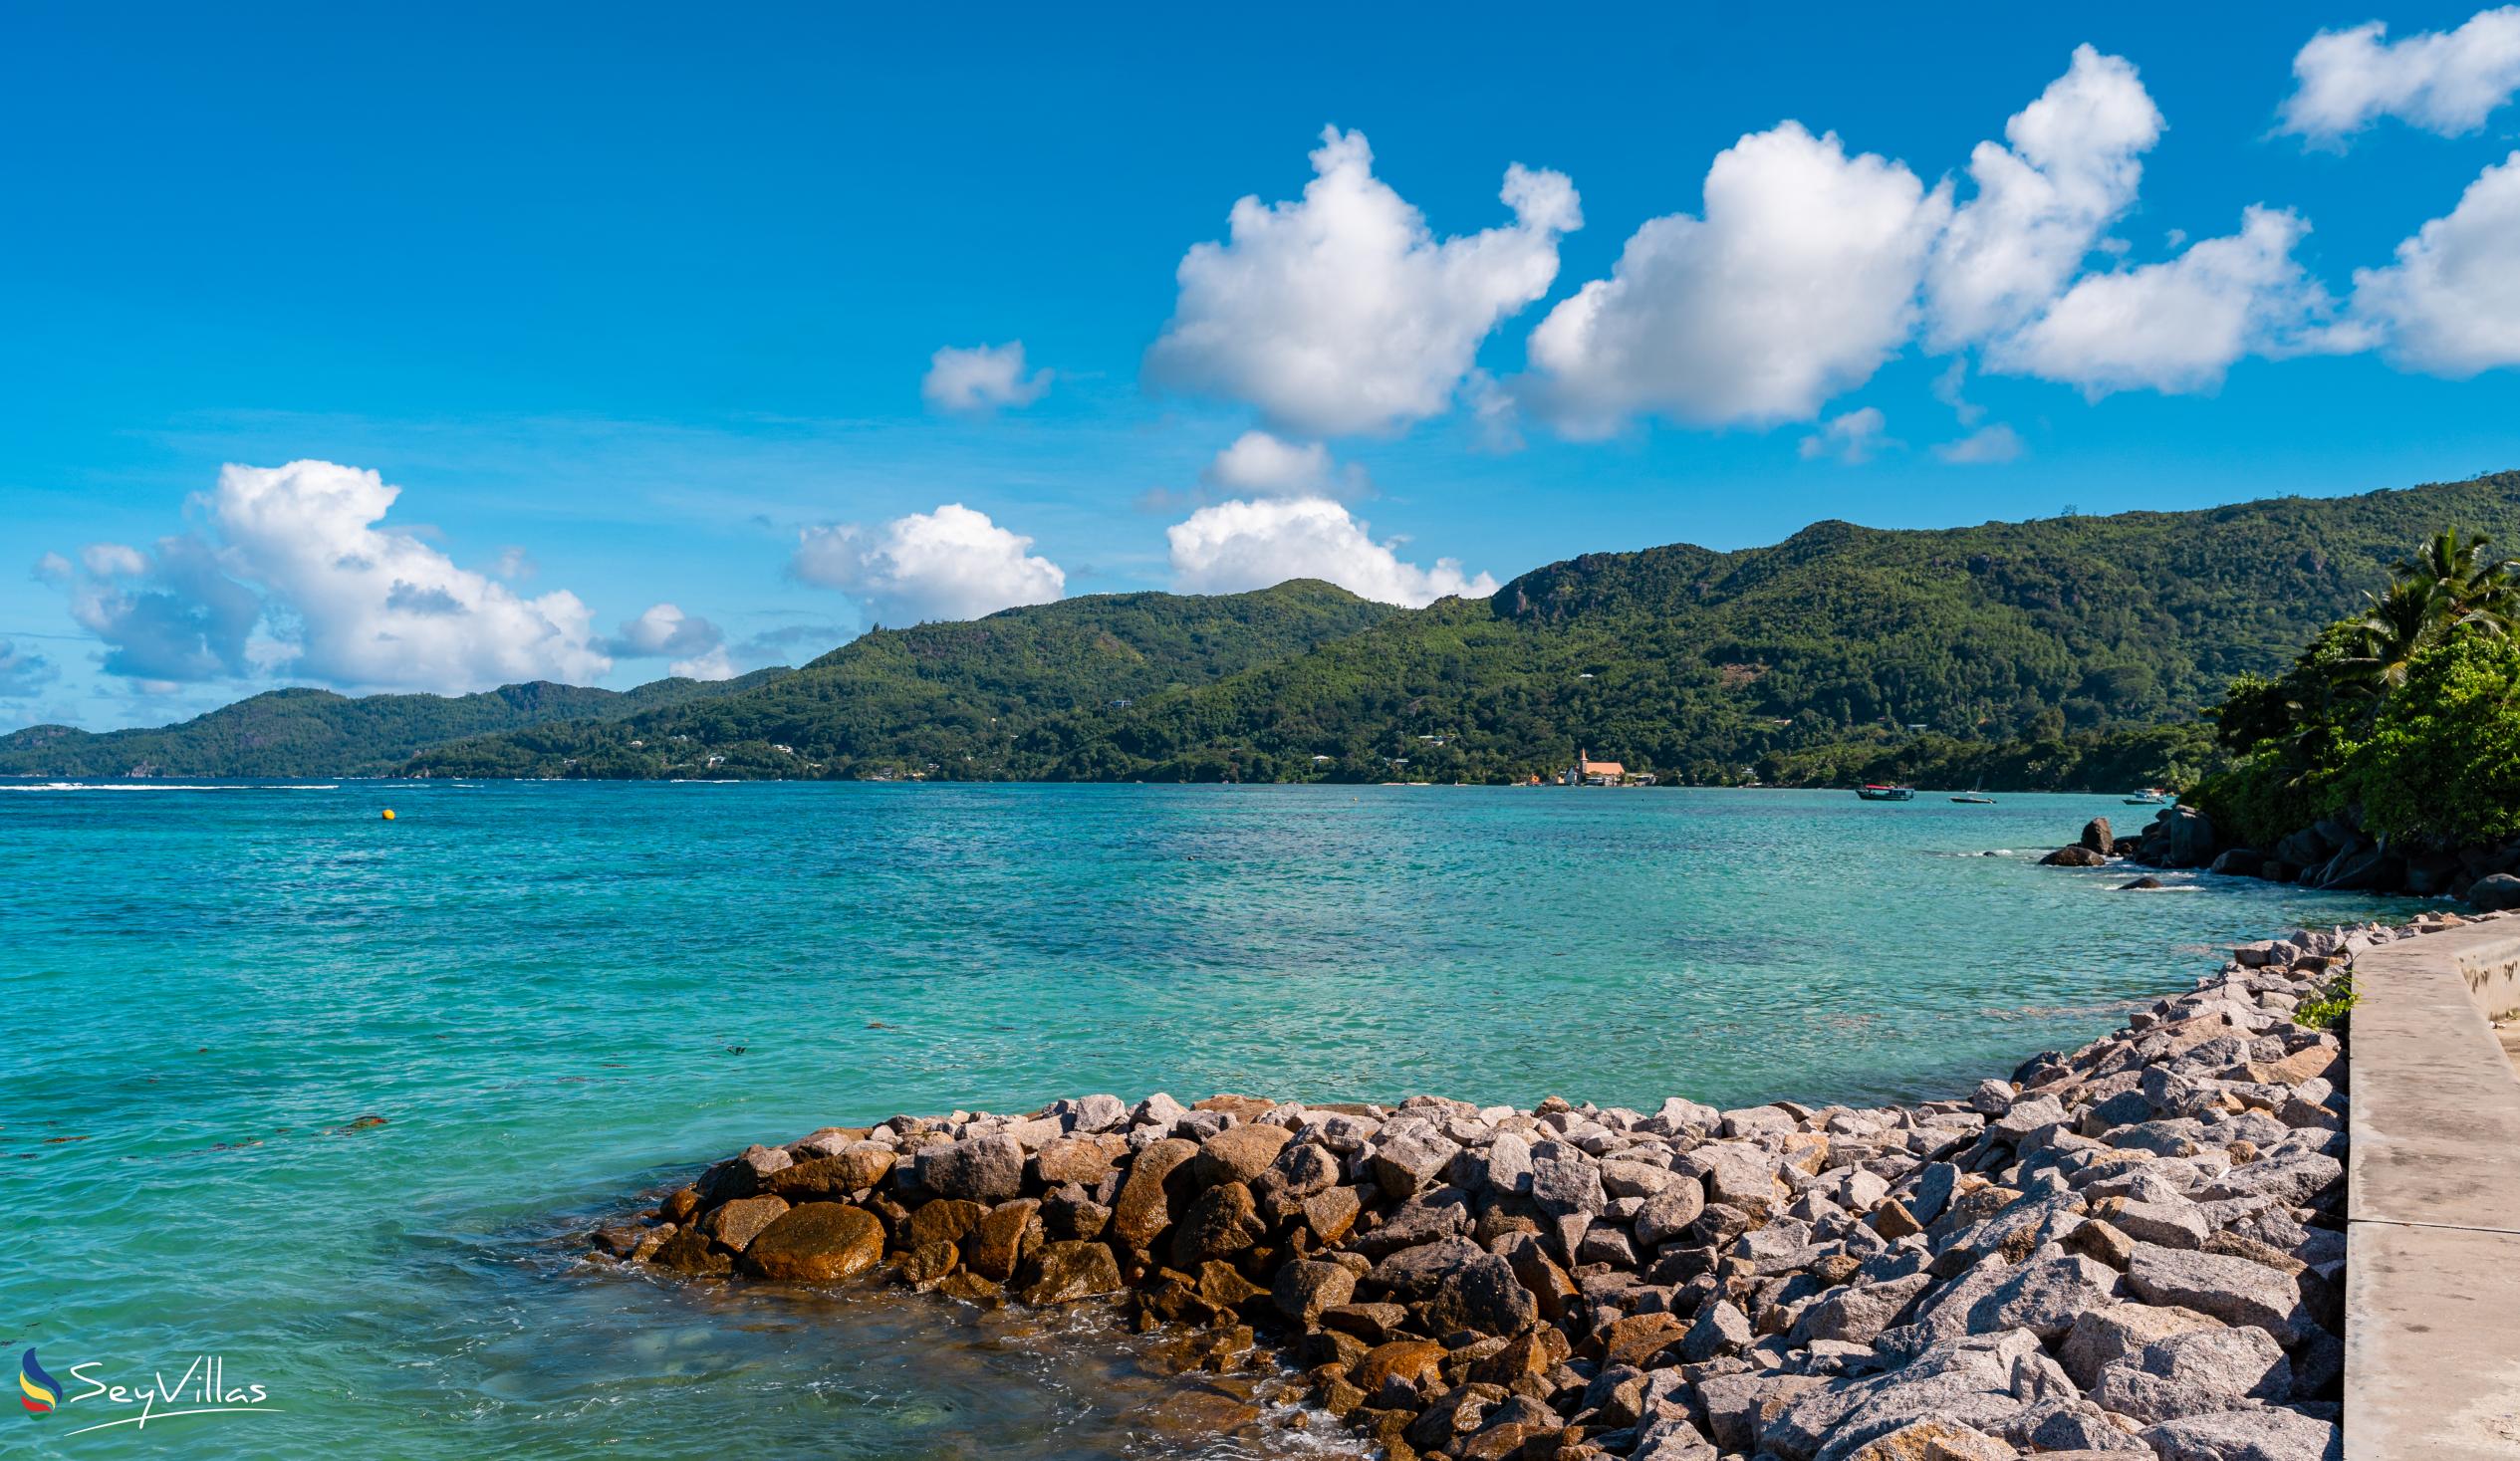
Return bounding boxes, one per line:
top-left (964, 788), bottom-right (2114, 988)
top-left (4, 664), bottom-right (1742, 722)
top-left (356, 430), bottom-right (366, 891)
top-left (381, 809), bottom-right (396, 821)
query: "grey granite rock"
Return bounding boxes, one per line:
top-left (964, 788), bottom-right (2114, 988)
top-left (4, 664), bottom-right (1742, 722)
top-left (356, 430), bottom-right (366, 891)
top-left (2141, 1407), bottom-right (2341, 1461)
top-left (2127, 1246), bottom-right (2306, 1341)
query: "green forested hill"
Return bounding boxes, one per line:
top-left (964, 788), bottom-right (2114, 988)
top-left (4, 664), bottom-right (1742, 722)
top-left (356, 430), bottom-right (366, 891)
top-left (1017, 473), bottom-right (2520, 782)
top-left (401, 580), bottom-right (1402, 779)
top-left (0, 668), bottom-right (789, 778)
top-left (21, 473), bottom-right (2520, 785)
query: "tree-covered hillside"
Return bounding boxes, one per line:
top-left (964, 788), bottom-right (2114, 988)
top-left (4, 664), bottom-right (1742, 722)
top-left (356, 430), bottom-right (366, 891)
top-left (1049, 473), bottom-right (2520, 783)
top-left (0, 668), bottom-right (788, 778)
top-left (402, 580), bottom-right (1401, 779)
top-left (24, 473), bottom-right (2520, 785)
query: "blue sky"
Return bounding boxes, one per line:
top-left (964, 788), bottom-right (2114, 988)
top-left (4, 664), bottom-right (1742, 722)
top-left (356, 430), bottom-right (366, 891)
top-left (8, 3), bottom-right (2520, 729)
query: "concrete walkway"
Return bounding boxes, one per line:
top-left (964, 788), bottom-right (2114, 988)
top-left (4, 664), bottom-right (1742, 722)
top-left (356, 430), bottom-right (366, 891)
top-left (2348, 918), bottom-right (2520, 1458)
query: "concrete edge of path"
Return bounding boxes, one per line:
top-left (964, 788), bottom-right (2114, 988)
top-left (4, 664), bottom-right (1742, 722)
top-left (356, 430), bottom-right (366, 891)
top-left (2348, 920), bottom-right (2520, 1458)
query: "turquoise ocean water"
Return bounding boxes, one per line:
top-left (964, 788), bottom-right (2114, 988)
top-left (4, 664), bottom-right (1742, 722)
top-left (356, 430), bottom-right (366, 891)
top-left (3, 782), bottom-right (2406, 1459)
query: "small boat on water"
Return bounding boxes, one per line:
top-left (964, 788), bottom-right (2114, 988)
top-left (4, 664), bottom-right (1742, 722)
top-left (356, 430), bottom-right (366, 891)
top-left (2123, 787), bottom-right (2174, 806)
top-left (1856, 784), bottom-right (1915, 802)
top-left (1950, 791), bottom-right (1996, 804)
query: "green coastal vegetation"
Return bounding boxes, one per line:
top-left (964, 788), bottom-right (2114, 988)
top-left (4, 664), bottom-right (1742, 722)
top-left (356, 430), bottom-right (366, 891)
top-left (407, 470), bottom-right (2520, 785)
top-left (2188, 525), bottom-right (2520, 855)
top-left (8, 471), bottom-right (2520, 786)
top-left (0, 668), bottom-right (789, 778)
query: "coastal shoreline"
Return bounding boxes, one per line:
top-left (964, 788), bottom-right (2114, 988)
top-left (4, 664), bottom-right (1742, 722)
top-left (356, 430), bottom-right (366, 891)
top-left (582, 914), bottom-right (2449, 1461)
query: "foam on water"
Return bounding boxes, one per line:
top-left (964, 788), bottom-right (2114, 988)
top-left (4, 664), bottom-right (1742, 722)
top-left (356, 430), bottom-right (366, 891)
top-left (0, 781), bottom-right (342, 791)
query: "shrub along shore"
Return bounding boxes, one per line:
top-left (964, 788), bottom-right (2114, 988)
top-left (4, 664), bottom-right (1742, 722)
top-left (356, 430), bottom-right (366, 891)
top-left (582, 914), bottom-right (2466, 1461)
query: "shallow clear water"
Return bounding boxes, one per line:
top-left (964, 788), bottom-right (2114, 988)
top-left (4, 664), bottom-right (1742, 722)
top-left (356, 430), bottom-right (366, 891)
top-left (2, 782), bottom-right (2406, 1458)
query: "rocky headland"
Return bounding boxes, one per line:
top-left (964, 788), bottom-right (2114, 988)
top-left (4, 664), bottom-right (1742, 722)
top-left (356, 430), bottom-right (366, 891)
top-left (583, 913), bottom-right (2475, 1461)
top-left (2046, 804), bottom-right (2520, 910)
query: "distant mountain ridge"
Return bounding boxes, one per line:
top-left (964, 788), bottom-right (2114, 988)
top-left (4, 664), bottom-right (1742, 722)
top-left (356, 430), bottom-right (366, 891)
top-left (403, 580), bottom-right (1402, 779)
top-left (1030, 472), bottom-right (2520, 783)
top-left (13, 472), bottom-right (2520, 784)
top-left (0, 668), bottom-right (789, 778)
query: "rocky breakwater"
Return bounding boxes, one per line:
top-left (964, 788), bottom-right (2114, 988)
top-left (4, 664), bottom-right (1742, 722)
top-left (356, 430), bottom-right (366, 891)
top-left (584, 914), bottom-right (2483, 1461)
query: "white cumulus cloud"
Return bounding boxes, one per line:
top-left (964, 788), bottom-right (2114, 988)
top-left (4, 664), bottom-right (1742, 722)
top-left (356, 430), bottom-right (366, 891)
top-left (2281, 8), bottom-right (2520, 144)
top-left (922, 342), bottom-right (1052, 414)
top-left (1165, 496), bottom-right (1494, 608)
top-left (2345, 150), bottom-right (2520, 374)
top-left (1145, 125), bottom-right (1580, 438)
top-left (1523, 122), bottom-right (1950, 434)
top-left (56, 535), bottom-right (263, 684)
top-left (1199, 430), bottom-right (1370, 498)
top-left (212, 461), bottom-right (613, 691)
top-left (1934, 423), bottom-right (2027, 464)
top-left (609, 602), bottom-right (733, 679)
top-left (1926, 46), bottom-right (2164, 349)
top-left (43, 462), bottom-right (619, 692)
top-left (1797, 407), bottom-right (1892, 464)
top-left (1986, 206), bottom-right (2331, 395)
top-left (791, 503), bottom-right (1066, 624)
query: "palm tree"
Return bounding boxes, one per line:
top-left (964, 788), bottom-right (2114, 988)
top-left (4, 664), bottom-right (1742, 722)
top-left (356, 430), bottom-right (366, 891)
top-left (2331, 578), bottom-right (2444, 698)
top-left (2393, 527), bottom-right (2519, 636)
top-left (2311, 530), bottom-right (2520, 706)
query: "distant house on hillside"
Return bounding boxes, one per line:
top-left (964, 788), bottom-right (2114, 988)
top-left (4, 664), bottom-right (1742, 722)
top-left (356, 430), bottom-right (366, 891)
top-left (1567, 750), bottom-right (1631, 786)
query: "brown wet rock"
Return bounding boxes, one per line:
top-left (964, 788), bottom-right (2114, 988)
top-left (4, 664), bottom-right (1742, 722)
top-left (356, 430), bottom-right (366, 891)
top-left (1426, 1252), bottom-right (1540, 1336)
top-left (1274, 1258), bottom-right (1358, 1324)
top-left (1192, 1094), bottom-right (1278, 1122)
top-left (1034, 1134), bottom-right (1122, 1187)
top-left (1138, 1271), bottom-right (1228, 1328)
top-left (896, 1239), bottom-right (960, 1288)
top-left (1016, 1239), bottom-right (1124, 1305)
top-left (698, 1193), bottom-right (790, 1254)
top-left (1323, 1301), bottom-right (1411, 1344)
top-left (661, 1186), bottom-right (702, 1224)
top-left (901, 1196), bottom-right (988, 1252)
top-left (739, 1203), bottom-right (885, 1282)
top-left (1191, 1122), bottom-right (1293, 1186)
top-left (1462, 1425), bottom-right (1550, 1461)
top-left (1167, 1181), bottom-right (1265, 1267)
top-left (1468, 1326), bottom-right (1572, 1387)
top-left (1301, 1326), bottom-right (1371, 1371)
top-left (1195, 1260), bottom-right (1269, 1312)
top-left (965, 1198), bottom-right (1043, 1282)
top-left (1111, 1137), bottom-right (1199, 1251)
top-left (1356, 1407), bottom-right (1421, 1461)
top-left (1301, 1184), bottom-right (1363, 1245)
top-left (650, 1224), bottom-right (732, 1275)
top-left (1500, 1237), bottom-right (1580, 1323)
top-left (764, 1142), bottom-right (895, 1198)
top-left (590, 1222), bottom-right (650, 1258)
top-left (864, 1193), bottom-right (912, 1238)
top-left (1039, 1184), bottom-right (1113, 1242)
top-left (1309, 1365), bottom-right (1367, 1417)
top-left (1590, 1311), bottom-right (1686, 1367)
top-left (1353, 1339), bottom-right (1447, 1396)
top-left (1160, 1324), bottom-right (1255, 1374)
top-left (1265, 1141), bottom-right (1340, 1197)
top-left (1405, 1380), bottom-right (1508, 1452)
